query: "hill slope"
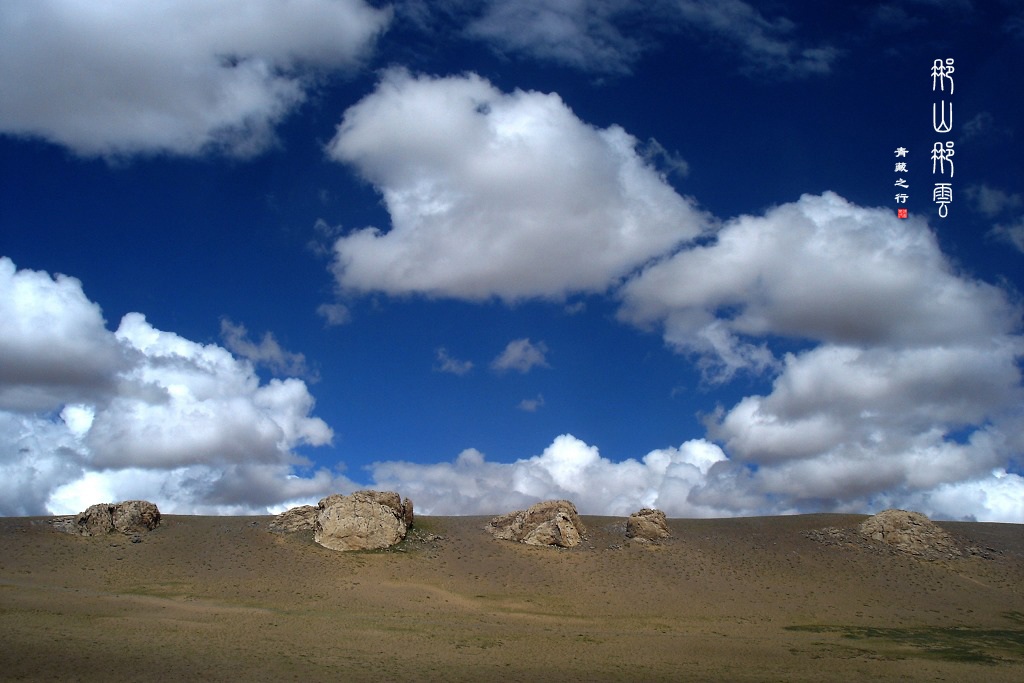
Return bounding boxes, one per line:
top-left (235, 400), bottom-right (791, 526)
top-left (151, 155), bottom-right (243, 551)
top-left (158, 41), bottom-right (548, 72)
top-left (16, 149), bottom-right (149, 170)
top-left (1, 513), bottom-right (1022, 681)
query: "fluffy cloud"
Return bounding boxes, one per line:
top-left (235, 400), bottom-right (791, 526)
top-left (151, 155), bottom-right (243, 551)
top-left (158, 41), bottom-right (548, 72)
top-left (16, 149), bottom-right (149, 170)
top-left (5, 246), bottom-right (1020, 522)
top-left (369, 433), bottom-right (731, 517)
top-left (86, 312), bottom-right (332, 470)
top-left (698, 345), bottom-right (1022, 507)
top-left (0, 412), bottom-right (87, 517)
top-left (325, 69), bottom-right (707, 302)
top-left (491, 338), bottom-right (550, 374)
top-left (619, 192), bottom-right (1019, 379)
top-left (879, 471), bottom-right (1024, 524)
top-left (0, 258), bottom-right (340, 515)
top-left (48, 464), bottom-right (351, 518)
top-left (363, 429), bottom-right (1024, 523)
top-left (615, 192), bottom-right (1024, 521)
top-left (0, 0), bottom-right (391, 157)
top-left (0, 259), bottom-right (126, 412)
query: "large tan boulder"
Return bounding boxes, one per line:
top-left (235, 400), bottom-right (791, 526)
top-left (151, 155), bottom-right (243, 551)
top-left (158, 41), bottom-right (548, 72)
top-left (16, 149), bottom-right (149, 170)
top-left (626, 508), bottom-right (671, 541)
top-left (72, 500), bottom-right (161, 536)
top-left (486, 499), bottom-right (585, 548)
top-left (314, 490), bottom-right (413, 551)
top-left (858, 509), bottom-right (960, 557)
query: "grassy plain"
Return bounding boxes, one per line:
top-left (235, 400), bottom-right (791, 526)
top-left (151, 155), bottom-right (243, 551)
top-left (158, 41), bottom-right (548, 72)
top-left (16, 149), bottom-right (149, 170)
top-left (1, 513), bottom-right (1022, 681)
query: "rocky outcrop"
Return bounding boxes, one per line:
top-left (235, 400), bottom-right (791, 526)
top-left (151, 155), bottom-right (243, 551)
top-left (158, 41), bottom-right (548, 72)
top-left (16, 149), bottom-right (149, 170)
top-left (857, 509), bottom-right (960, 558)
top-left (486, 500), bottom-right (585, 548)
top-left (626, 508), bottom-right (671, 541)
top-left (401, 497), bottom-right (415, 528)
top-left (314, 490), bottom-right (414, 552)
top-left (268, 505), bottom-right (318, 532)
top-left (67, 500), bottom-right (162, 536)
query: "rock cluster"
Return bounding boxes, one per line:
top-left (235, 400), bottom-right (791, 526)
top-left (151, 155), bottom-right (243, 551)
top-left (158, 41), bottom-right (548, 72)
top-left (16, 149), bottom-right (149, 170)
top-left (314, 490), bottom-right (414, 552)
top-left (60, 500), bottom-right (162, 536)
top-left (626, 508), bottom-right (671, 542)
top-left (267, 504), bottom-right (318, 532)
top-left (804, 508), bottom-right (996, 560)
top-left (857, 509), bottom-right (960, 558)
top-left (485, 499), bottom-right (585, 548)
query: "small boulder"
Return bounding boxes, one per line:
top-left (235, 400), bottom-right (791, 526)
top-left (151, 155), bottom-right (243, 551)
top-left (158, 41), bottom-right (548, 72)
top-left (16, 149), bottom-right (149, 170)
top-left (268, 505), bottom-right (318, 532)
top-left (314, 490), bottom-right (413, 551)
top-left (72, 500), bottom-right (161, 536)
top-left (626, 508), bottom-right (671, 541)
top-left (857, 509), bottom-right (960, 558)
top-left (486, 500), bottom-right (585, 548)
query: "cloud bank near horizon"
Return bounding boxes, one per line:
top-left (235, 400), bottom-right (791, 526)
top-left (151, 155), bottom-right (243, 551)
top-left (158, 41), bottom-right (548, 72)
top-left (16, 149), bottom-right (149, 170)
top-left (0, 257), bottom-right (344, 516)
top-left (3, 179), bottom-right (1022, 526)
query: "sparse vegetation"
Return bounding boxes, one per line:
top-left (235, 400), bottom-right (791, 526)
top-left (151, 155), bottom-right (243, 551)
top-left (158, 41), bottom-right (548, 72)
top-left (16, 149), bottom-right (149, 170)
top-left (0, 513), bottom-right (1021, 681)
top-left (785, 623), bottom-right (1024, 663)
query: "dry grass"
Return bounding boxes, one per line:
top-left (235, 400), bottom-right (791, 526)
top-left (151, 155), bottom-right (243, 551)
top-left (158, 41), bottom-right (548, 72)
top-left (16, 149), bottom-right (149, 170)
top-left (1, 513), bottom-right (1022, 681)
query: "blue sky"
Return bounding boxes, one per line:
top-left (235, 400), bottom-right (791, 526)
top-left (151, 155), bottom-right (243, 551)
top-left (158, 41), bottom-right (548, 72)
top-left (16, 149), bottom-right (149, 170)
top-left (2, 1), bottom-right (1022, 520)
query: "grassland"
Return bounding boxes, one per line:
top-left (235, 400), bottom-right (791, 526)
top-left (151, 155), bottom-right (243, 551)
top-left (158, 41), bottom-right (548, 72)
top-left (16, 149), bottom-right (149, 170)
top-left (1, 513), bottom-right (1021, 681)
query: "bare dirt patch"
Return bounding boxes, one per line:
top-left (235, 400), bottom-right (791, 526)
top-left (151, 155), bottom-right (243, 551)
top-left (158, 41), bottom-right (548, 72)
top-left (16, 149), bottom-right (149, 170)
top-left (1, 513), bottom-right (1022, 681)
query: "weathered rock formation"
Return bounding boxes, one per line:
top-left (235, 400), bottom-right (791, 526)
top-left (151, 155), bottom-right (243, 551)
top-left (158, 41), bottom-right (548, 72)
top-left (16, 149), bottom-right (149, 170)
top-left (857, 509), bottom-right (960, 558)
top-left (68, 500), bottom-right (162, 536)
top-left (486, 499), bottom-right (585, 548)
top-left (400, 496), bottom-right (415, 528)
top-left (314, 490), bottom-right (413, 551)
top-left (626, 508), bottom-right (671, 541)
top-left (268, 505), bottom-right (318, 532)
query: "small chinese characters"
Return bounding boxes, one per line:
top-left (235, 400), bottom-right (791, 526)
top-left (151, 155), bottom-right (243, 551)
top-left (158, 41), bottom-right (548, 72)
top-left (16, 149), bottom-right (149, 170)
top-left (931, 58), bottom-right (954, 218)
top-left (894, 146), bottom-right (910, 218)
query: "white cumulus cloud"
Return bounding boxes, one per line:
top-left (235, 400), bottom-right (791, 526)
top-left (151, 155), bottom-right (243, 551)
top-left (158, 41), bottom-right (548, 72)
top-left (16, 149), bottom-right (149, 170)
top-left (325, 69), bottom-right (707, 302)
top-left (619, 192), bottom-right (1019, 380)
top-left (698, 345), bottom-right (1022, 507)
top-left (615, 192), bottom-right (1024, 521)
top-left (0, 257), bottom-right (342, 516)
top-left (369, 433), bottom-right (731, 517)
top-left (0, 259), bottom-right (126, 412)
top-left (0, 0), bottom-right (391, 157)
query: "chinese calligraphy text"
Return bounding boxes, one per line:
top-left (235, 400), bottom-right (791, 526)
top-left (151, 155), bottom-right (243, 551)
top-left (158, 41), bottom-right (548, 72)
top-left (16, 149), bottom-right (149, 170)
top-left (931, 58), bottom-right (954, 218)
